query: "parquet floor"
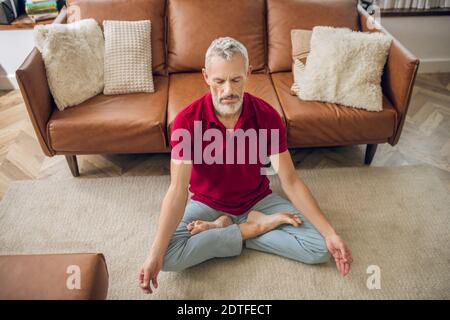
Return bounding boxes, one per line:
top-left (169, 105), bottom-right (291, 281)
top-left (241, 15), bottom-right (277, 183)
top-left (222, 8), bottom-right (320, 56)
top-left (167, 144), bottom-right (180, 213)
top-left (1, 73), bottom-right (449, 199)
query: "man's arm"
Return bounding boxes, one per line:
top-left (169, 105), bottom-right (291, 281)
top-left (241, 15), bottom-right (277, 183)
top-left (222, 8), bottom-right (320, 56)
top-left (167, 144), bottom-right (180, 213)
top-left (270, 151), bottom-right (353, 276)
top-left (150, 160), bottom-right (192, 257)
top-left (139, 160), bottom-right (192, 293)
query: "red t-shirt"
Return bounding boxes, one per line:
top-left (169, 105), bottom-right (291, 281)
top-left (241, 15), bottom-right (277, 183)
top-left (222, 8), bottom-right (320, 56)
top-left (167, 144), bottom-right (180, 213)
top-left (170, 91), bottom-right (288, 215)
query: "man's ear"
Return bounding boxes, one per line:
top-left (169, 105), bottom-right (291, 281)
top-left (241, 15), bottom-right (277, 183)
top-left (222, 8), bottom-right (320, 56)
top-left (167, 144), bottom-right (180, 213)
top-left (247, 65), bottom-right (253, 77)
top-left (202, 68), bottom-right (210, 85)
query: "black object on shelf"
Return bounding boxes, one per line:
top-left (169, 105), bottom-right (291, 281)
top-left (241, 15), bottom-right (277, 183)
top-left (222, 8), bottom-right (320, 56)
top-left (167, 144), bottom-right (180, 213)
top-left (0, 0), bottom-right (20, 24)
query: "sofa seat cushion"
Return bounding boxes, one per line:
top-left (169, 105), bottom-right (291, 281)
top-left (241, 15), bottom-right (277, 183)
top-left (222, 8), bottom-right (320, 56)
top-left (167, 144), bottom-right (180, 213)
top-left (66, 0), bottom-right (166, 75)
top-left (0, 253), bottom-right (108, 300)
top-left (167, 0), bottom-right (266, 73)
top-left (48, 76), bottom-right (169, 154)
top-left (167, 72), bottom-right (285, 136)
top-left (271, 72), bottom-right (398, 147)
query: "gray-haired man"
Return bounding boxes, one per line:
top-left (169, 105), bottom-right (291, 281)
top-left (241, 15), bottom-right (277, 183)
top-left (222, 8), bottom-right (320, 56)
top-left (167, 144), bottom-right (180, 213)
top-left (139, 37), bottom-right (352, 294)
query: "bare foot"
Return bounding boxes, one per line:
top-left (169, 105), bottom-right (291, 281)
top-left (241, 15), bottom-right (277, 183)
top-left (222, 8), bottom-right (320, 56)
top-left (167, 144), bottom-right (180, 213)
top-left (246, 210), bottom-right (302, 235)
top-left (186, 215), bottom-right (233, 235)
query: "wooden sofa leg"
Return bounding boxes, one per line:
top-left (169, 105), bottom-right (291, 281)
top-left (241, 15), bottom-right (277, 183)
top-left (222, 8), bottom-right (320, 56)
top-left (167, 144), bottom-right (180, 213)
top-left (65, 155), bottom-right (80, 177)
top-left (364, 144), bottom-right (378, 165)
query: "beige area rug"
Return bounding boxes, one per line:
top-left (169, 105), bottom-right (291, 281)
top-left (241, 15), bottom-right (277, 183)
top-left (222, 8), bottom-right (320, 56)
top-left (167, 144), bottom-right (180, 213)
top-left (0, 164), bottom-right (449, 299)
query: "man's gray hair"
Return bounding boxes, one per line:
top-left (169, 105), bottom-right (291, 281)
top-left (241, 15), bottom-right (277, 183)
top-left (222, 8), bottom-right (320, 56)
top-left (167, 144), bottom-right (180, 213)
top-left (205, 37), bottom-right (249, 71)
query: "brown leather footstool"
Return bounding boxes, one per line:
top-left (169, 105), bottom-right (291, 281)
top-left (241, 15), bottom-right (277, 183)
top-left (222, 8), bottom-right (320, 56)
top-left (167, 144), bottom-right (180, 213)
top-left (0, 253), bottom-right (109, 299)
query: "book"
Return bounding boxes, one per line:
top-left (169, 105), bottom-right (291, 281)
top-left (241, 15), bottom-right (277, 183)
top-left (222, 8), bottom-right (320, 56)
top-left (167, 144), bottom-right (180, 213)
top-left (26, 7), bottom-right (58, 15)
top-left (25, 0), bottom-right (57, 11)
top-left (25, 0), bottom-right (58, 15)
top-left (26, 0), bottom-right (57, 8)
top-left (28, 11), bottom-right (58, 22)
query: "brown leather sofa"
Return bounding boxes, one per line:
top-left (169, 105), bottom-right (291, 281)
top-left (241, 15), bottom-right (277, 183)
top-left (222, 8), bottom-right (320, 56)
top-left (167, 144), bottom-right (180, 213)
top-left (0, 253), bottom-right (109, 299)
top-left (16, 0), bottom-right (420, 177)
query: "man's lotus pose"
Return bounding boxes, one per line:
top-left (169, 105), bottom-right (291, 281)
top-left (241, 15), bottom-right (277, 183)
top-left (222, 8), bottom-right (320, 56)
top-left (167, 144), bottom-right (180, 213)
top-left (139, 37), bottom-right (353, 294)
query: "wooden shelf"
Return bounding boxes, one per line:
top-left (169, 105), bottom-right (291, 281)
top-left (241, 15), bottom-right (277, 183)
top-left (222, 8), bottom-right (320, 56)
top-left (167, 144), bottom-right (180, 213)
top-left (380, 7), bottom-right (450, 17)
top-left (0, 14), bottom-right (56, 31)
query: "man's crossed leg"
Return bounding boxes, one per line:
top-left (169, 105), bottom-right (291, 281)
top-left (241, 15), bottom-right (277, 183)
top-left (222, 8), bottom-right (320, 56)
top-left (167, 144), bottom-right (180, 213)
top-left (161, 192), bottom-right (330, 272)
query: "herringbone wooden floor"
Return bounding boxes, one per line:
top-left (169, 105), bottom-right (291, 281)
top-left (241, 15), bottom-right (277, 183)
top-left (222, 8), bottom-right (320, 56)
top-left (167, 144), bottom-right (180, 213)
top-left (1, 73), bottom-right (449, 199)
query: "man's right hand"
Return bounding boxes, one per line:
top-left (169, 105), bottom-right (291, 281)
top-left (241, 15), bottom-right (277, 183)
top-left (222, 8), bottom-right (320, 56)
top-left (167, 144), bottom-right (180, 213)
top-left (138, 254), bottom-right (163, 294)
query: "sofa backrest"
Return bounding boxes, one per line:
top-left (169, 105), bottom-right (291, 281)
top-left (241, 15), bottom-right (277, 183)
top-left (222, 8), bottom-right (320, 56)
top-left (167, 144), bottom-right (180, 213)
top-left (167, 0), bottom-right (266, 74)
top-left (64, 0), bottom-right (361, 76)
top-left (267, 0), bottom-right (359, 73)
top-left (66, 0), bottom-right (167, 76)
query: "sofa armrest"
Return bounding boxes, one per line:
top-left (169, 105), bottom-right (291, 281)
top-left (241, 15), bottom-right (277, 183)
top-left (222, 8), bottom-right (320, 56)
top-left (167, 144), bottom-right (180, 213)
top-left (358, 5), bottom-right (420, 146)
top-left (16, 48), bottom-right (55, 156)
top-left (14, 8), bottom-right (68, 157)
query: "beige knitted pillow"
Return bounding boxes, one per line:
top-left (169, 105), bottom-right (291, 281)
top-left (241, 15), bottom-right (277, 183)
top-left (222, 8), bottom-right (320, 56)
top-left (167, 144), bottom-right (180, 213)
top-left (103, 20), bottom-right (154, 95)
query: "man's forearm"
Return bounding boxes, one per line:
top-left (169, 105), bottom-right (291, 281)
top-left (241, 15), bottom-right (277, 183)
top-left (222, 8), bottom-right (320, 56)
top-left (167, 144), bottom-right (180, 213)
top-left (149, 185), bottom-right (188, 258)
top-left (282, 177), bottom-right (336, 238)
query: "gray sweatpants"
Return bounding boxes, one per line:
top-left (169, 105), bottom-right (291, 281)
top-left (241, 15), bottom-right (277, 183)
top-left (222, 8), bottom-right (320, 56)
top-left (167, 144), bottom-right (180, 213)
top-left (161, 192), bottom-right (331, 272)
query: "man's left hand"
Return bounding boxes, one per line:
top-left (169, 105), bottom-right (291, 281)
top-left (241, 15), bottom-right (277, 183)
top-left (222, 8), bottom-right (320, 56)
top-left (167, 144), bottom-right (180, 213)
top-left (325, 233), bottom-right (353, 276)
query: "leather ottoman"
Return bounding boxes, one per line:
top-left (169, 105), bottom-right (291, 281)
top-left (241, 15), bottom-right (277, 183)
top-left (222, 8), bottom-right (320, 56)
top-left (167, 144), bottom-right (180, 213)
top-left (0, 253), bottom-right (109, 299)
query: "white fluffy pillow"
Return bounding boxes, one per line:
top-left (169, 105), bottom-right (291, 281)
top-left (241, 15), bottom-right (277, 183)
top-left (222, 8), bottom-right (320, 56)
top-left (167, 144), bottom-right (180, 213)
top-left (103, 20), bottom-right (154, 95)
top-left (297, 26), bottom-right (392, 112)
top-left (34, 19), bottom-right (104, 111)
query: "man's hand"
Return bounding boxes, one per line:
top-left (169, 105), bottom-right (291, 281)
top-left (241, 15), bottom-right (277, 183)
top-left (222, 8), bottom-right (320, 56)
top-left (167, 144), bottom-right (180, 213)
top-left (138, 254), bottom-right (163, 294)
top-left (325, 233), bottom-right (353, 276)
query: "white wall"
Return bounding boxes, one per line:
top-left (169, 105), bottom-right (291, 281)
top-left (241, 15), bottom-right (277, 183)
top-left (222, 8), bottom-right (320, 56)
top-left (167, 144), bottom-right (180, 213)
top-left (380, 15), bottom-right (450, 73)
top-left (0, 29), bottom-right (35, 90)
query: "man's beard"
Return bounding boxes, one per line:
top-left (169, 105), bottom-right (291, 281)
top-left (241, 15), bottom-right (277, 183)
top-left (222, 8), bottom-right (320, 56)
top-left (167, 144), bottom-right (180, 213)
top-left (212, 93), bottom-right (243, 116)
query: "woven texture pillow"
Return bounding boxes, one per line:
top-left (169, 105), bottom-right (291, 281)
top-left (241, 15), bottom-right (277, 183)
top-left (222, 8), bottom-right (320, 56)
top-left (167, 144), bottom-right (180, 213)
top-left (103, 20), bottom-right (154, 95)
top-left (297, 26), bottom-right (392, 112)
top-left (34, 19), bottom-right (104, 111)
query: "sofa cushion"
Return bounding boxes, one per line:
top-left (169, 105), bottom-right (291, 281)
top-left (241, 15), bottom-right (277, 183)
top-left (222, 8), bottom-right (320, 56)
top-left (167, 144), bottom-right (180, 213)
top-left (34, 18), bottom-right (105, 111)
top-left (296, 26), bottom-right (392, 112)
top-left (66, 0), bottom-right (166, 75)
top-left (290, 29), bottom-right (312, 95)
top-left (103, 20), bottom-right (155, 95)
top-left (267, 0), bottom-right (359, 73)
top-left (48, 76), bottom-right (169, 154)
top-left (271, 72), bottom-right (397, 147)
top-left (0, 253), bottom-right (108, 300)
top-left (291, 29), bottom-right (312, 64)
top-left (167, 73), bottom-right (285, 136)
top-left (167, 0), bottom-right (266, 73)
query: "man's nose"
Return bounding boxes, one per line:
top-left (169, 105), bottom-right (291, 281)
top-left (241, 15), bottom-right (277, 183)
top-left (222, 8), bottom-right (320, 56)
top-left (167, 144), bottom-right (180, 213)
top-left (223, 81), bottom-right (233, 96)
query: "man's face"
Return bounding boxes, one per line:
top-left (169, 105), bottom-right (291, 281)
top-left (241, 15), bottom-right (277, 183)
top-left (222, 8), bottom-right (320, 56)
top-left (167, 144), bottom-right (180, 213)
top-left (202, 54), bottom-right (252, 116)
